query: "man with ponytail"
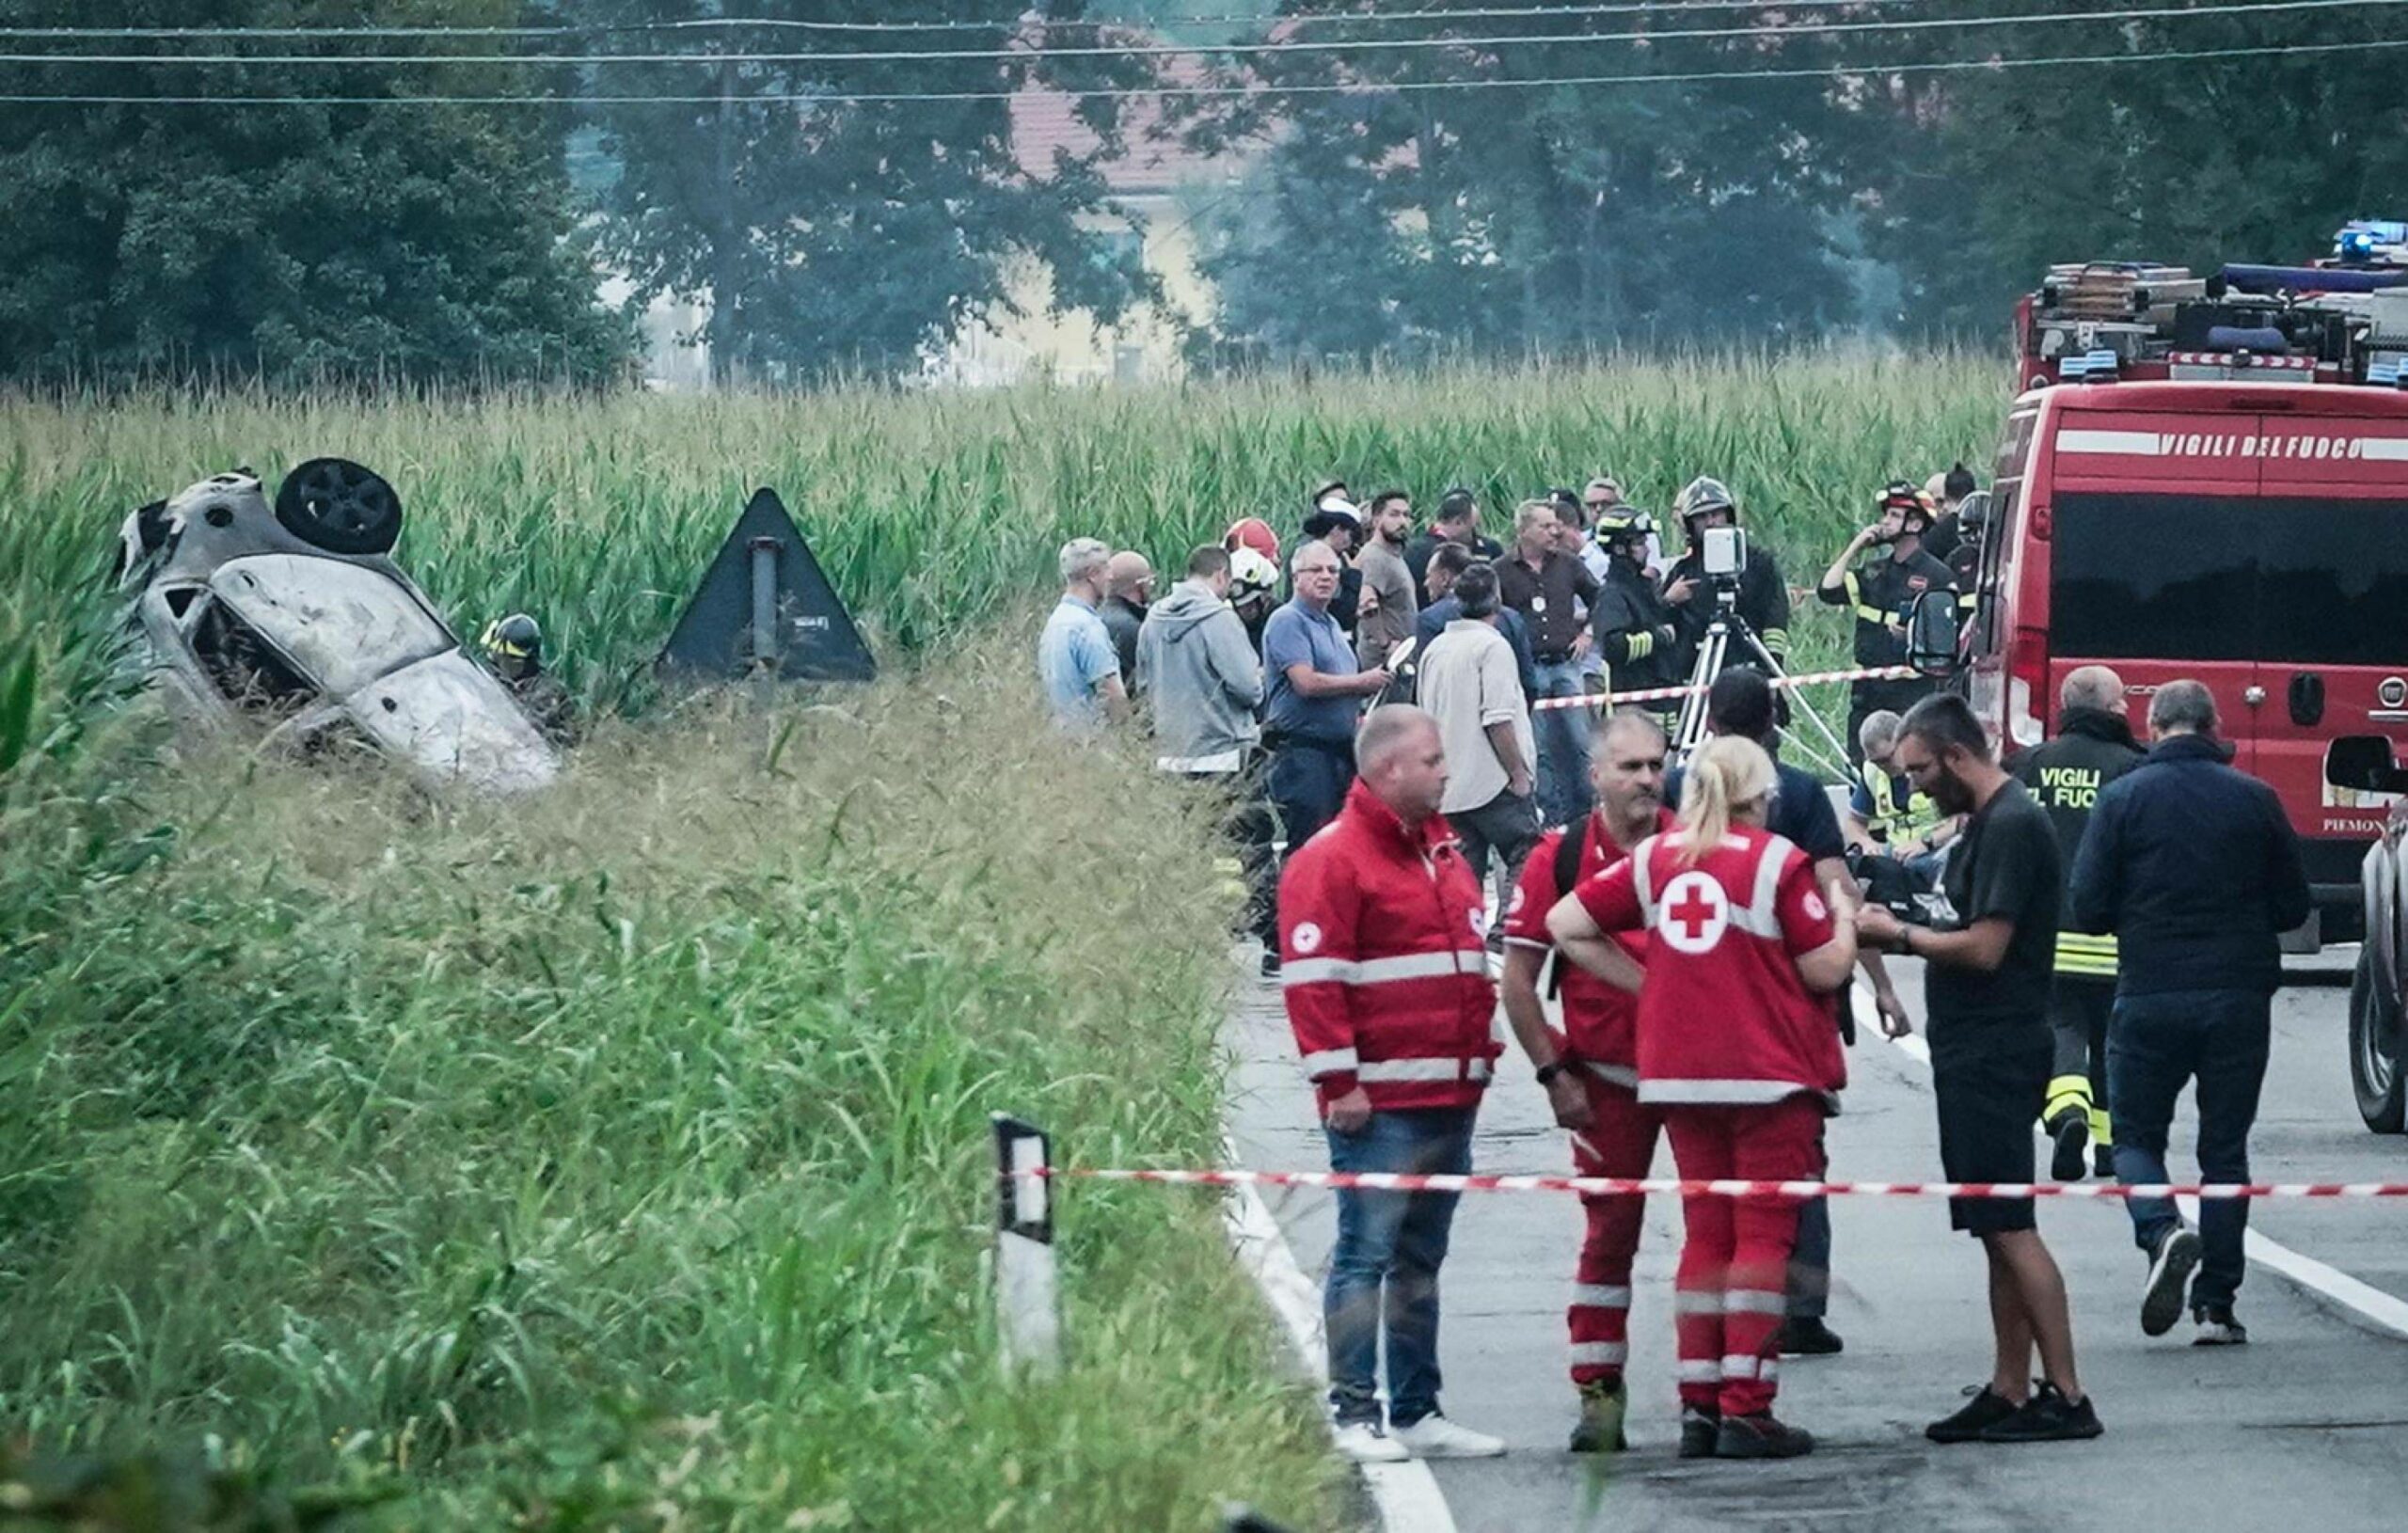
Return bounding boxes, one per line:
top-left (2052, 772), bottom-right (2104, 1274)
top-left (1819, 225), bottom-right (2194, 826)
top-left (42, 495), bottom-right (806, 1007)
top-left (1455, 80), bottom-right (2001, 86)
top-left (1546, 735), bottom-right (1858, 1461)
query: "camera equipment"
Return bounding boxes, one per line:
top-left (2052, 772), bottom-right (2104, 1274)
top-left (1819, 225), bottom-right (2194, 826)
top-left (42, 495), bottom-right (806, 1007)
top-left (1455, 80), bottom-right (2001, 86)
top-left (1700, 525), bottom-right (1748, 580)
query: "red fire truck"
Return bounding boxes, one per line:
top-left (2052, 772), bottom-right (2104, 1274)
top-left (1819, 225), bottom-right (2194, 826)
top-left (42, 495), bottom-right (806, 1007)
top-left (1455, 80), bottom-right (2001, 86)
top-left (1954, 248), bottom-right (2408, 945)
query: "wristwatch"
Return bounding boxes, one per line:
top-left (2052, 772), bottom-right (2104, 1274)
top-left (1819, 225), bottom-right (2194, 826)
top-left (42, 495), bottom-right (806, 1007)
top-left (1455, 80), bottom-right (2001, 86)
top-left (1535, 1061), bottom-right (1570, 1085)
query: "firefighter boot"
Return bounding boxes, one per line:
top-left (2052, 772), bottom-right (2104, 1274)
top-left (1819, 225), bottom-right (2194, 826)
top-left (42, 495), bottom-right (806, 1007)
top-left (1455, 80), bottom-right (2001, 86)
top-left (2045, 1074), bottom-right (2094, 1182)
top-left (1568, 1380), bottom-right (1628, 1454)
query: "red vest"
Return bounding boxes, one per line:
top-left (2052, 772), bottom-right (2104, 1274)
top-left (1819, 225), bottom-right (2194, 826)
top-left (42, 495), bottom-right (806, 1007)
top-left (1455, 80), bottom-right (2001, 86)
top-left (1502, 813), bottom-right (1667, 1083)
top-left (1281, 781), bottom-right (1500, 1114)
top-left (1574, 825), bottom-right (1846, 1111)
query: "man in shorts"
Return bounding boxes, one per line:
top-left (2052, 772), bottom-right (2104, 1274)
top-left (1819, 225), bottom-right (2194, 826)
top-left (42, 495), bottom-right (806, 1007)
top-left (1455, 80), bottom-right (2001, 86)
top-left (1858, 695), bottom-right (2102, 1446)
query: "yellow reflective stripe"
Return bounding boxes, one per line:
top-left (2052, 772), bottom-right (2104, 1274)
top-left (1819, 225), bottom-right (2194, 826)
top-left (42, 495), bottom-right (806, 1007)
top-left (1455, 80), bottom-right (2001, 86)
top-left (2055, 929), bottom-right (2118, 977)
top-left (2045, 1074), bottom-right (2095, 1122)
top-left (1759, 627), bottom-right (1788, 651)
top-left (1956, 590), bottom-right (1978, 611)
top-left (1629, 630), bottom-right (1653, 659)
top-left (2090, 1105), bottom-right (2114, 1147)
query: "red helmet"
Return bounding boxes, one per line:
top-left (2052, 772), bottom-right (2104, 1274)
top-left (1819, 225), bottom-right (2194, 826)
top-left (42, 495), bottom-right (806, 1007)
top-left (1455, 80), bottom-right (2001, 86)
top-left (1225, 516), bottom-right (1281, 564)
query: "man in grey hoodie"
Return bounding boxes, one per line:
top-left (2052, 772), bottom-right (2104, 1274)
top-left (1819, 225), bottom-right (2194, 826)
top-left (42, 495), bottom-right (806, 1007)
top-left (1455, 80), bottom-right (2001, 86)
top-left (1138, 545), bottom-right (1276, 953)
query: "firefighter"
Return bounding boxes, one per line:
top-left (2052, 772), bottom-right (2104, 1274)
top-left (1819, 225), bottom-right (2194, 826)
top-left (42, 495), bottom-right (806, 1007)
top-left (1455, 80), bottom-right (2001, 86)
top-left (1587, 510), bottom-right (1684, 709)
top-left (2010, 665), bottom-right (2145, 1180)
top-left (1547, 735), bottom-right (1859, 1462)
top-left (480, 613), bottom-right (577, 745)
top-left (1815, 481), bottom-right (1956, 765)
top-left (1498, 709), bottom-right (1672, 1453)
top-left (1846, 708), bottom-right (1954, 862)
top-left (1661, 476), bottom-right (1791, 673)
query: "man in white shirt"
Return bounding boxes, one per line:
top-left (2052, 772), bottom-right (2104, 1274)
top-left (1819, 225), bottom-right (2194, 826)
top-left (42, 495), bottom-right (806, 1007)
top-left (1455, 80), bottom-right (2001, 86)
top-left (1417, 561), bottom-right (1539, 928)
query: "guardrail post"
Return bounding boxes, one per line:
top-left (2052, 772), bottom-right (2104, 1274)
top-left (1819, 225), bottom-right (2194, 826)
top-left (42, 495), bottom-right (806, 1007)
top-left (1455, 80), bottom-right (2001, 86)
top-left (992, 1112), bottom-right (1061, 1379)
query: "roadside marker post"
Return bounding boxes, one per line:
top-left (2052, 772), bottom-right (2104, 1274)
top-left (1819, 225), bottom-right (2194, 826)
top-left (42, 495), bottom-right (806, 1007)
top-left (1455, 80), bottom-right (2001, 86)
top-left (991, 1112), bottom-right (1062, 1380)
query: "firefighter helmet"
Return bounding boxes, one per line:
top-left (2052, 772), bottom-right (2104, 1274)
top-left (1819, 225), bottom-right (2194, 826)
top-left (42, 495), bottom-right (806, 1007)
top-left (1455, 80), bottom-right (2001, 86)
top-left (1596, 508), bottom-right (1656, 549)
top-left (481, 613), bottom-right (544, 679)
top-left (1228, 546), bottom-right (1279, 603)
top-left (1877, 480), bottom-right (1937, 530)
top-left (1676, 476), bottom-right (1739, 527)
top-left (1224, 515), bottom-right (1281, 565)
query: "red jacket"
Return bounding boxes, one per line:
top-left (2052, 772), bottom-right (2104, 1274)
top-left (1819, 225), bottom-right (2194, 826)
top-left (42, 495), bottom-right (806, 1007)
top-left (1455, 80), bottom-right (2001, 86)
top-left (1574, 825), bottom-right (1846, 1112)
top-left (1281, 780), bottom-right (1499, 1114)
top-left (1501, 812), bottom-right (1670, 1085)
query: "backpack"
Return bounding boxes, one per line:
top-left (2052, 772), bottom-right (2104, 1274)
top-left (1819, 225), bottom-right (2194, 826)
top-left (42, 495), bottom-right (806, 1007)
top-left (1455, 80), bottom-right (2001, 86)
top-left (1539, 823), bottom-right (1589, 1001)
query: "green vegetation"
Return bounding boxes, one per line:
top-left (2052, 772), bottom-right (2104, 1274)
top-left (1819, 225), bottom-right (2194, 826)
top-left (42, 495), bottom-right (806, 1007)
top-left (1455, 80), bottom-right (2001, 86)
top-left (0, 354), bottom-right (2004, 1527)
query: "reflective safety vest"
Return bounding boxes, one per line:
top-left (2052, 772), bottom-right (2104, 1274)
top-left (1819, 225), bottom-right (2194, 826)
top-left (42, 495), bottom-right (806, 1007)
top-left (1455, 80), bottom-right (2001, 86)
top-left (1858, 760), bottom-right (1943, 846)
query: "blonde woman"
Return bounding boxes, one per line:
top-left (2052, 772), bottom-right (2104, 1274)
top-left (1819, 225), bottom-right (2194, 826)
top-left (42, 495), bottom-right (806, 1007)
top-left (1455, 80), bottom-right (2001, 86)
top-left (1547, 735), bottom-right (1856, 1461)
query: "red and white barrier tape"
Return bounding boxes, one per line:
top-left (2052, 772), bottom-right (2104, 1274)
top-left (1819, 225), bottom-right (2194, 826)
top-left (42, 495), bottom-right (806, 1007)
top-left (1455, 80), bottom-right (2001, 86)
top-left (1041, 1167), bottom-right (2408, 1201)
top-left (1529, 665), bottom-right (1918, 713)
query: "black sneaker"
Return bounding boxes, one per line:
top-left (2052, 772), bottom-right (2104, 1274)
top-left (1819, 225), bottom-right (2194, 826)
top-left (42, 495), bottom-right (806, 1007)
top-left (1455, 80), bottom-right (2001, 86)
top-left (2050, 1112), bottom-right (2090, 1182)
top-left (1978, 1383), bottom-right (2102, 1443)
top-left (1677, 1404), bottom-right (1721, 1460)
top-left (1715, 1412), bottom-right (1815, 1460)
top-left (1259, 951), bottom-right (1281, 980)
top-left (1776, 1317), bottom-right (1845, 1356)
top-left (1925, 1383), bottom-right (2021, 1444)
top-left (1567, 1380), bottom-right (1628, 1454)
top-left (2193, 1304), bottom-right (2249, 1346)
top-left (2141, 1227), bottom-right (2202, 1337)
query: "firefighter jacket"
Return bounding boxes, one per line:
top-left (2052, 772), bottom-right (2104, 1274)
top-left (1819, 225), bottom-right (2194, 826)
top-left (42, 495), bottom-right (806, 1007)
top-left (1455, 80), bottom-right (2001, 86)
top-left (1664, 545), bottom-right (1791, 665)
top-left (1589, 561), bottom-right (1685, 695)
top-left (1280, 779), bottom-right (1501, 1114)
top-left (1818, 545), bottom-right (1955, 670)
top-left (2012, 707), bottom-right (2144, 979)
top-left (1572, 827), bottom-right (1846, 1112)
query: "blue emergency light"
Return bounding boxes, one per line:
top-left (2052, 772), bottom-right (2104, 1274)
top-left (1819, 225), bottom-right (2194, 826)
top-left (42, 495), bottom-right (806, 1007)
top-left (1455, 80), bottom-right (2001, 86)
top-left (2058, 349), bottom-right (2123, 382)
top-left (2369, 359), bottom-right (2408, 388)
top-left (2335, 220), bottom-right (2408, 264)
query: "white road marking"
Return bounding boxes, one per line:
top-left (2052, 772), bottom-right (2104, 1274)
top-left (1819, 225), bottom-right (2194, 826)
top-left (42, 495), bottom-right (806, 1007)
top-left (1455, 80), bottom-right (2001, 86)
top-left (1859, 988), bottom-right (2408, 1342)
top-left (1221, 1132), bottom-right (1461, 1533)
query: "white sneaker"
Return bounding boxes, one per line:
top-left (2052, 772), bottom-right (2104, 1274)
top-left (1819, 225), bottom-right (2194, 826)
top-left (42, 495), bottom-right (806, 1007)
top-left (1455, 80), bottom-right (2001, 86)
top-left (1332, 1421), bottom-right (1409, 1462)
top-left (1389, 1414), bottom-right (1508, 1459)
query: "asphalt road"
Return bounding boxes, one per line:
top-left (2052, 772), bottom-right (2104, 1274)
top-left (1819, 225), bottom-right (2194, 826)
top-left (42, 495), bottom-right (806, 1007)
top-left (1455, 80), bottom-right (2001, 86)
top-left (1225, 947), bottom-right (2408, 1533)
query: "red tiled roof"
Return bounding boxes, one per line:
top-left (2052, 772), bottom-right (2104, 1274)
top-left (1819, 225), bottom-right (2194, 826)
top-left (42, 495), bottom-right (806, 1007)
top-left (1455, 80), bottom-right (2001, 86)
top-left (1008, 35), bottom-right (1259, 194)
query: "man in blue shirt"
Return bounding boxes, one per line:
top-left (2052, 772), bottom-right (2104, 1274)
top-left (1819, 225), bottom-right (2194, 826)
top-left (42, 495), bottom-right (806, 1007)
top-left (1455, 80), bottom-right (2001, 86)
top-left (1260, 539), bottom-right (1392, 974)
top-left (1038, 537), bottom-right (1129, 733)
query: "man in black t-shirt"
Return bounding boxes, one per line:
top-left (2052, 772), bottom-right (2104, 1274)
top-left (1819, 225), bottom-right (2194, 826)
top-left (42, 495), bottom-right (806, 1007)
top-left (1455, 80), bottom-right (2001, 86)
top-left (1859, 695), bottom-right (2102, 1447)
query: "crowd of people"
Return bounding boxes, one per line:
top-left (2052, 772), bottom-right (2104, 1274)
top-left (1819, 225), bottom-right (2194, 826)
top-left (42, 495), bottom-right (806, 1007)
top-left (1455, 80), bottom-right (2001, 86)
top-left (1033, 466), bottom-right (2306, 1464)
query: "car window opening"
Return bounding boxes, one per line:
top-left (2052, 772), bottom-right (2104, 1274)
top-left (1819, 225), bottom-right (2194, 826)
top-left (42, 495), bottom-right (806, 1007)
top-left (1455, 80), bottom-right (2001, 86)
top-left (192, 600), bottom-right (318, 715)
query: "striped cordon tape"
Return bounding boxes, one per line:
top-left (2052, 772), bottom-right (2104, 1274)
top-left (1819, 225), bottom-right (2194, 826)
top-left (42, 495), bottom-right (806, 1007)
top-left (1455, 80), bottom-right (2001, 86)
top-left (1529, 664), bottom-right (1918, 712)
top-left (1038, 1167), bottom-right (2408, 1201)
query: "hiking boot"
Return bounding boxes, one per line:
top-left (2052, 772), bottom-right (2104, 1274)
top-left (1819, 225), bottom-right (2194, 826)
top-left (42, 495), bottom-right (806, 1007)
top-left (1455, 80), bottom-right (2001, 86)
top-left (2141, 1227), bottom-right (2202, 1337)
top-left (1925, 1383), bottom-right (2021, 1444)
top-left (1978, 1383), bottom-right (2103, 1443)
top-left (1331, 1421), bottom-right (1408, 1462)
top-left (1568, 1380), bottom-right (1629, 1454)
top-left (1677, 1404), bottom-right (1721, 1460)
top-left (1389, 1414), bottom-right (1507, 1460)
top-left (2050, 1111), bottom-right (2090, 1182)
top-left (2193, 1304), bottom-right (2249, 1346)
top-left (1714, 1412), bottom-right (1815, 1460)
top-left (1776, 1317), bottom-right (1845, 1356)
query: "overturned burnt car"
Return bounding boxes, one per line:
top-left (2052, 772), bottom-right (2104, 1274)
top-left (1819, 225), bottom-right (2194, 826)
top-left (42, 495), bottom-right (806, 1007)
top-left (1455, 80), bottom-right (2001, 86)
top-left (115, 461), bottom-right (560, 796)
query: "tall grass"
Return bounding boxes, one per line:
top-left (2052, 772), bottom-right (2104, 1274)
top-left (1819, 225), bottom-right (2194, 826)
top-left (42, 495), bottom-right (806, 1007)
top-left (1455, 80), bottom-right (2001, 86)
top-left (0, 650), bottom-right (1341, 1529)
top-left (0, 351), bottom-right (2005, 705)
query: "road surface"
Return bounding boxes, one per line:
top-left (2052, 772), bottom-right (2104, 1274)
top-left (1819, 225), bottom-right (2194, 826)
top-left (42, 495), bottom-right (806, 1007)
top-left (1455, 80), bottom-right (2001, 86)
top-left (1225, 950), bottom-right (2408, 1532)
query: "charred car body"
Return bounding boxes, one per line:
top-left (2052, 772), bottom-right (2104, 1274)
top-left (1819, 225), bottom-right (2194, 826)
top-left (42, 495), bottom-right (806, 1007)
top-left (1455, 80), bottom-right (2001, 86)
top-left (116, 461), bottom-right (559, 795)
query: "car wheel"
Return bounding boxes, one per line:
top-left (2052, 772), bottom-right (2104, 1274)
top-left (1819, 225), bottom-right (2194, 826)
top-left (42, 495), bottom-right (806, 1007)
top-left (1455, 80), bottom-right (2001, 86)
top-left (2349, 943), bottom-right (2406, 1134)
top-left (274, 458), bottom-right (403, 556)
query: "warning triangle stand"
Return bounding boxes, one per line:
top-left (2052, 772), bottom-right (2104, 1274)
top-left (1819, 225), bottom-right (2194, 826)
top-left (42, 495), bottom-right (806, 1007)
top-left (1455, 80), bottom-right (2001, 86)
top-left (658, 488), bottom-right (878, 684)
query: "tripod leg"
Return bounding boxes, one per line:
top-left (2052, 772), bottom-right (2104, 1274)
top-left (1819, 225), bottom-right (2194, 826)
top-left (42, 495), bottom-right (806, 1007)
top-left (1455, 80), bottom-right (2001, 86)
top-left (1673, 626), bottom-right (1724, 761)
top-left (1735, 628), bottom-right (1855, 776)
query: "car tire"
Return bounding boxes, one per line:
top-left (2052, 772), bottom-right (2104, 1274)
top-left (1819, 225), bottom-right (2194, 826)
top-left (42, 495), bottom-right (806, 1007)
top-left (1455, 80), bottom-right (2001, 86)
top-left (2349, 944), bottom-right (2406, 1134)
top-left (274, 458), bottom-right (403, 556)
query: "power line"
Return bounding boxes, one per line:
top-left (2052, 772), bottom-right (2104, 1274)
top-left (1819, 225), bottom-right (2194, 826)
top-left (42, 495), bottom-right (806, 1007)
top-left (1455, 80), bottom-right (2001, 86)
top-left (0, 34), bottom-right (2399, 104)
top-left (6, 0), bottom-right (2389, 67)
top-left (0, 3), bottom-right (1949, 42)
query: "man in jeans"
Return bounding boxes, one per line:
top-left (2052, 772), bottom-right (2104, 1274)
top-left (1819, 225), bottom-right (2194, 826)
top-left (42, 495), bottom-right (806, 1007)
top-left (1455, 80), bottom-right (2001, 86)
top-left (2069, 680), bottom-right (2309, 1345)
top-left (1281, 705), bottom-right (1507, 1462)
top-left (1416, 561), bottom-right (1538, 928)
top-left (1496, 498), bottom-right (1602, 825)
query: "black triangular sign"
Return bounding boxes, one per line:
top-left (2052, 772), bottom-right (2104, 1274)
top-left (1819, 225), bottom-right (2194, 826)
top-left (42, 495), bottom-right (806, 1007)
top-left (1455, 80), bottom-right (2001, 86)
top-left (658, 489), bottom-right (878, 683)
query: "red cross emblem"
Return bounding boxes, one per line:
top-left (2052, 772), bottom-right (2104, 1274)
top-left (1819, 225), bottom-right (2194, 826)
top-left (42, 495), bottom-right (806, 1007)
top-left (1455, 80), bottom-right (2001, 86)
top-left (1657, 871), bottom-right (1730, 955)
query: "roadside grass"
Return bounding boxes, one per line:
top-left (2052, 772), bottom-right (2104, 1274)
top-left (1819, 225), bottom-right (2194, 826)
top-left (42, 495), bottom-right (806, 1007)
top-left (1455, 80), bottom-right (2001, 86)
top-left (0, 647), bottom-right (1344, 1530)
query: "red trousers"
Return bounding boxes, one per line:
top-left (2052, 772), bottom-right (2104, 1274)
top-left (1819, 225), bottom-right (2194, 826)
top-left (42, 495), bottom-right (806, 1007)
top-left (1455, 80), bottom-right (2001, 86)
top-left (1663, 1096), bottom-right (1823, 1418)
top-left (1566, 1072), bottom-right (1662, 1388)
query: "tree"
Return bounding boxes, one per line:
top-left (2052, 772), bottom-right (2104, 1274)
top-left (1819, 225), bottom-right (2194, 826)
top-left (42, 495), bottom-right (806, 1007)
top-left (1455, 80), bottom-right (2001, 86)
top-left (1861, 2), bottom-right (2408, 336)
top-left (0, 0), bottom-right (629, 387)
top-left (584, 0), bottom-right (1163, 385)
top-left (1186, 3), bottom-right (1873, 364)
